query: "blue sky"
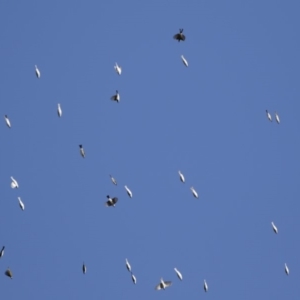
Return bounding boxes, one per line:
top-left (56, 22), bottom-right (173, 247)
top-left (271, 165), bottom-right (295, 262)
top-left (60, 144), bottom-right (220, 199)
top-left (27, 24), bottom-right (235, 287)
top-left (1, 0), bottom-right (300, 299)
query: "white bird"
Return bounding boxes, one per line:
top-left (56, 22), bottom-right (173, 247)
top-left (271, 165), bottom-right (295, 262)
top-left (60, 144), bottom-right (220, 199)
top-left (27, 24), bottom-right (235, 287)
top-left (131, 273), bottom-right (137, 284)
top-left (284, 263), bottom-right (289, 275)
top-left (109, 175), bottom-right (117, 185)
top-left (190, 186), bottom-right (198, 198)
top-left (181, 55), bottom-right (188, 67)
top-left (4, 115), bottom-right (11, 128)
top-left (10, 177), bottom-right (19, 189)
top-left (275, 112), bottom-right (280, 124)
top-left (0, 246), bottom-right (4, 258)
top-left (124, 185), bottom-right (132, 198)
top-left (111, 90), bottom-right (120, 103)
top-left (271, 221), bottom-right (278, 234)
top-left (266, 110), bottom-right (272, 122)
top-left (79, 145), bottom-right (85, 158)
top-left (204, 279), bottom-right (208, 292)
top-left (114, 63), bottom-right (122, 75)
top-left (18, 197), bottom-right (25, 211)
top-left (178, 170), bottom-right (185, 183)
top-left (35, 65), bottom-right (41, 78)
top-left (57, 104), bottom-right (62, 117)
top-left (82, 262), bottom-right (87, 274)
top-left (125, 258), bottom-right (131, 272)
top-left (155, 278), bottom-right (172, 290)
top-left (174, 268), bottom-right (183, 280)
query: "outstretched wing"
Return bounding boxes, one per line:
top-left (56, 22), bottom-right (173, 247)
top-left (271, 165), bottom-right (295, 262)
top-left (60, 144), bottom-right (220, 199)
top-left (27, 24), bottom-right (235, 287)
top-left (112, 197), bottom-right (118, 204)
top-left (164, 281), bottom-right (172, 287)
top-left (155, 283), bottom-right (162, 290)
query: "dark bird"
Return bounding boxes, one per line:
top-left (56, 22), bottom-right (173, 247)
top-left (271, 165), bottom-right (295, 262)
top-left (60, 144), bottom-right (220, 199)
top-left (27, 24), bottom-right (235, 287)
top-left (82, 262), bottom-right (87, 274)
top-left (79, 145), bottom-right (85, 158)
top-left (5, 268), bottom-right (13, 279)
top-left (0, 246), bottom-right (4, 258)
top-left (111, 90), bottom-right (120, 103)
top-left (173, 29), bottom-right (186, 42)
top-left (106, 195), bottom-right (118, 207)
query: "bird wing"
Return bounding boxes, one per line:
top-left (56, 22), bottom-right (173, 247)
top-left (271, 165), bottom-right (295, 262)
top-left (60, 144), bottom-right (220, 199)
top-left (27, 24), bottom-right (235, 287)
top-left (155, 283), bottom-right (162, 290)
top-left (112, 197), bottom-right (118, 204)
top-left (181, 34), bottom-right (186, 41)
top-left (173, 34), bottom-right (180, 40)
top-left (111, 95), bottom-right (116, 100)
top-left (164, 281), bottom-right (172, 287)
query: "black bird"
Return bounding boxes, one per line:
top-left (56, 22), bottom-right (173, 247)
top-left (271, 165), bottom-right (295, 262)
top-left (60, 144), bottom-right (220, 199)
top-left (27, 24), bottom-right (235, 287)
top-left (0, 246), bottom-right (4, 258)
top-left (5, 268), bottom-right (13, 279)
top-left (82, 262), bottom-right (87, 274)
top-left (106, 195), bottom-right (118, 207)
top-left (173, 29), bottom-right (186, 42)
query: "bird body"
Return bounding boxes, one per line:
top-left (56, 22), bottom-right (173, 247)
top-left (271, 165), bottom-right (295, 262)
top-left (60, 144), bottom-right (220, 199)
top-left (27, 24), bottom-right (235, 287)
top-left (5, 268), bottom-right (13, 279)
top-left (181, 55), bottom-right (188, 67)
top-left (155, 278), bottom-right (172, 290)
top-left (114, 63), bottom-right (122, 75)
top-left (11, 177), bottom-right (19, 189)
top-left (35, 65), bottom-right (41, 78)
top-left (106, 195), bottom-right (118, 207)
top-left (18, 197), bottom-right (25, 211)
top-left (79, 145), bottom-right (85, 158)
top-left (190, 186), bottom-right (198, 198)
top-left (4, 115), bottom-right (11, 128)
top-left (173, 28), bottom-right (186, 42)
top-left (111, 90), bottom-right (120, 103)
top-left (271, 221), bottom-right (278, 234)
top-left (178, 171), bottom-right (185, 183)
top-left (174, 268), bottom-right (183, 280)
top-left (57, 104), bottom-right (62, 117)
top-left (124, 185), bottom-right (132, 198)
top-left (266, 110), bottom-right (272, 122)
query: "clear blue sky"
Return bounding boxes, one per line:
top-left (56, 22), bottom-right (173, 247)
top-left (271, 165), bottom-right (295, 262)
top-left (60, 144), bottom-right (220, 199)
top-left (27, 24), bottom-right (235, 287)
top-left (1, 0), bottom-right (300, 299)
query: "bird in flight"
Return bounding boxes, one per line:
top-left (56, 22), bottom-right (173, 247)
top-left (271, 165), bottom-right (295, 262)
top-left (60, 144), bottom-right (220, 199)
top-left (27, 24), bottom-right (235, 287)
top-left (181, 55), bottom-right (188, 67)
top-left (106, 195), bottom-right (118, 207)
top-left (79, 145), bottom-right (85, 158)
top-left (124, 185), bottom-right (133, 198)
top-left (35, 65), bottom-right (41, 78)
top-left (190, 186), bottom-right (199, 198)
top-left (18, 197), bottom-right (25, 211)
top-left (5, 268), bottom-right (13, 279)
top-left (174, 268), bottom-right (183, 280)
top-left (271, 221), bottom-right (278, 234)
top-left (155, 278), bottom-right (172, 290)
top-left (266, 110), bottom-right (272, 122)
top-left (173, 29), bottom-right (186, 42)
top-left (4, 115), bottom-right (11, 128)
top-left (111, 90), bottom-right (120, 103)
top-left (114, 63), bottom-right (122, 75)
top-left (109, 175), bottom-right (117, 185)
top-left (57, 104), bottom-right (62, 117)
top-left (82, 262), bottom-right (87, 274)
top-left (10, 176), bottom-right (19, 189)
top-left (0, 246), bottom-right (4, 258)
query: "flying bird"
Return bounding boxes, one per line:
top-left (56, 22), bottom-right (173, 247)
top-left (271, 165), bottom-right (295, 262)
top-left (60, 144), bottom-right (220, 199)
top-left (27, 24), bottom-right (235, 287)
top-left (111, 90), bottom-right (120, 103)
top-left (285, 263), bottom-right (289, 275)
top-left (173, 29), bottom-right (186, 42)
top-left (271, 221), bottom-right (278, 234)
top-left (4, 115), bottom-right (11, 128)
top-left (5, 268), bottom-right (13, 279)
top-left (124, 185), bottom-right (132, 198)
top-left (10, 176), bottom-right (19, 189)
top-left (82, 263), bottom-right (87, 274)
top-left (131, 274), bottom-right (137, 284)
top-left (79, 145), bottom-right (85, 158)
top-left (106, 195), bottom-right (118, 207)
top-left (57, 104), bottom-right (62, 117)
top-left (204, 279), bottom-right (208, 292)
top-left (114, 63), bottom-right (122, 75)
top-left (266, 110), bottom-right (272, 122)
top-left (190, 186), bottom-right (198, 198)
top-left (275, 112), bottom-right (280, 124)
top-left (181, 55), bottom-right (188, 67)
top-left (35, 65), bottom-right (41, 78)
top-left (125, 258), bottom-right (131, 272)
top-left (18, 197), bottom-right (25, 211)
top-left (174, 268), bottom-right (183, 280)
top-left (155, 278), bottom-right (172, 290)
top-left (0, 246), bottom-right (4, 258)
top-left (178, 170), bottom-right (185, 183)
top-left (109, 175), bottom-right (117, 185)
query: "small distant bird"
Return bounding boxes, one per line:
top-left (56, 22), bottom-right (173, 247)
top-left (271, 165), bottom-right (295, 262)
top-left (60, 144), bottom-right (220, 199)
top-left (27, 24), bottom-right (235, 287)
top-left (271, 221), bottom-right (278, 234)
top-left (124, 185), bottom-right (132, 198)
top-left (18, 197), bottom-right (25, 211)
top-left (82, 263), bottom-right (87, 274)
top-left (155, 278), bottom-right (172, 290)
top-left (181, 55), bottom-right (188, 67)
top-left (173, 29), bottom-right (186, 42)
top-left (79, 145), bottom-right (85, 158)
top-left (111, 90), bottom-right (120, 103)
top-left (275, 112), bottom-right (280, 124)
top-left (5, 268), bottom-right (13, 279)
top-left (35, 65), bottom-right (41, 78)
top-left (131, 273), bottom-right (137, 284)
top-left (10, 176), bottom-right (19, 189)
top-left (57, 104), bottom-right (62, 117)
top-left (106, 195), bottom-right (118, 207)
top-left (266, 110), bottom-right (272, 122)
top-left (190, 186), bottom-right (198, 198)
top-left (174, 268), bottom-right (183, 280)
top-left (125, 258), bottom-right (131, 272)
top-left (114, 63), bottom-right (122, 75)
top-left (109, 175), bottom-right (117, 185)
top-left (4, 115), bottom-right (11, 128)
top-left (178, 170), bottom-right (185, 183)
top-left (0, 246), bottom-right (4, 258)
top-left (284, 263), bottom-right (289, 275)
top-left (204, 279), bottom-right (208, 292)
